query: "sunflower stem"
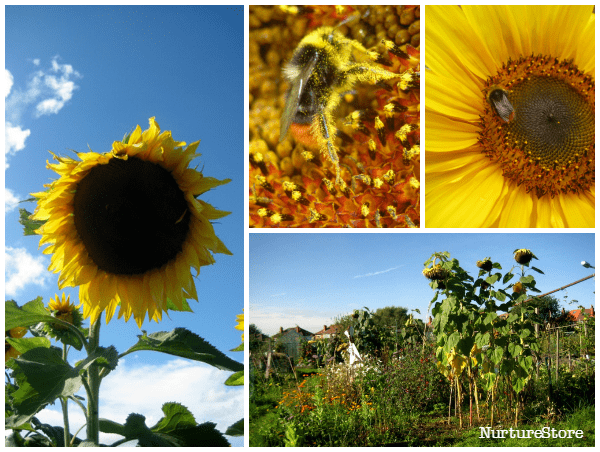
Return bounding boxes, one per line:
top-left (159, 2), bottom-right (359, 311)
top-left (61, 343), bottom-right (71, 447)
top-left (85, 318), bottom-right (101, 445)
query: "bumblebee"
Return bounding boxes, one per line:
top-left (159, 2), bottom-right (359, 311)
top-left (486, 86), bottom-right (515, 123)
top-left (279, 25), bottom-right (399, 185)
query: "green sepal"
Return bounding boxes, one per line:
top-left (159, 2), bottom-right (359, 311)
top-left (165, 298), bottom-right (193, 313)
top-left (224, 370), bottom-right (244, 386)
top-left (123, 328), bottom-right (243, 372)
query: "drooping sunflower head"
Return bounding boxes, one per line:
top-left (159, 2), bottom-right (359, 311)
top-left (5, 327), bottom-right (27, 362)
top-left (513, 249), bottom-right (535, 265)
top-left (31, 117), bottom-right (232, 327)
top-left (422, 264), bottom-right (448, 281)
top-left (476, 258), bottom-right (493, 272)
top-left (426, 6), bottom-right (594, 227)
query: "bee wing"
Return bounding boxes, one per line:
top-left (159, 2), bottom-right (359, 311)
top-left (279, 56), bottom-right (318, 142)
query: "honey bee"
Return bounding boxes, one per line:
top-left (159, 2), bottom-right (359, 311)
top-left (487, 86), bottom-right (515, 123)
top-left (279, 23), bottom-right (399, 185)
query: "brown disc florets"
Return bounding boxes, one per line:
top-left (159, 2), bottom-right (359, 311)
top-left (479, 54), bottom-right (594, 198)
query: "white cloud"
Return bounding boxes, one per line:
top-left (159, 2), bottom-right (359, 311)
top-left (5, 121), bottom-right (31, 168)
top-left (354, 266), bottom-right (401, 278)
top-left (5, 187), bottom-right (20, 213)
top-left (5, 246), bottom-right (50, 296)
top-left (5, 68), bottom-right (13, 97)
top-left (249, 306), bottom-right (344, 336)
top-left (34, 359), bottom-right (244, 446)
top-left (4, 57), bottom-right (81, 168)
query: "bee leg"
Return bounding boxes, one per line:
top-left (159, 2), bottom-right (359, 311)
top-left (317, 110), bottom-right (341, 185)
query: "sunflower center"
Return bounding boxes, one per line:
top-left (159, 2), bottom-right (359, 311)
top-left (479, 55), bottom-right (595, 198)
top-left (73, 156), bottom-right (191, 275)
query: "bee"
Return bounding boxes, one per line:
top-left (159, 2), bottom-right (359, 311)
top-left (487, 86), bottom-right (515, 123)
top-left (279, 24), bottom-right (399, 185)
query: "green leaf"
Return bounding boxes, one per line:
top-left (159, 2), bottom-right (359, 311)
top-left (502, 272), bottom-right (514, 284)
top-left (225, 419), bottom-right (244, 437)
top-left (444, 331), bottom-right (460, 354)
top-left (224, 371), bottom-right (243, 386)
top-left (507, 313), bottom-right (519, 324)
top-left (531, 266), bottom-right (545, 274)
top-left (128, 405), bottom-right (231, 447)
top-left (19, 208), bottom-right (45, 236)
top-left (456, 336), bottom-right (475, 357)
top-left (167, 422), bottom-right (230, 447)
top-left (486, 273), bottom-right (501, 285)
top-left (123, 328), bottom-right (243, 372)
top-left (151, 403), bottom-right (197, 433)
top-left (5, 336), bottom-right (51, 356)
top-left (6, 299), bottom-right (81, 341)
top-left (518, 355), bottom-right (533, 373)
top-left (6, 347), bottom-right (83, 426)
top-left (520, 275), bottom-right (535, 284)
top-left (475, 332), bottom-right (490, 349)
top-left (508, 342), bottom-right (523, 358)
top-left (75, 346), bottom-right (118, 375)
top-left (490, 347), bottom-right (503, 365)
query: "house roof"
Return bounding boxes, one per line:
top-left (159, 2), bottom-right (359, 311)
top-left (567, 306), bottom-right (595, 322)
top-left (273, 326), bottom-right (314, 338)
top-left (314, 324), bottom-right (342, 336)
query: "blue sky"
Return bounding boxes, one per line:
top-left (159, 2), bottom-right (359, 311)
top-left (5, 6), bottom-right (243, 446)
top-left (250, 233), bottom-right (596, 336)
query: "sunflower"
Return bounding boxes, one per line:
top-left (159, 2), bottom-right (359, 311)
top-left (31, 117), bottom-right (231, 327)
top-left (5, 327), bottom-right (27, 362)
top-left (426, 6), bottom-right (594, 227)
top-left (235, 311), bottom-right (244, 342)
top-left (46, 293), bottom-right (83, 332)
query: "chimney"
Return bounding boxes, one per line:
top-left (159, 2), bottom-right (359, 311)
top-left (591, 305), bottom-right (595, 317)
top-left (323, 325), bottom-right (327, 331)
top-left (280, 327), bottom-right (283, 333)
top-left (296, 326), bottom-right (300, 333)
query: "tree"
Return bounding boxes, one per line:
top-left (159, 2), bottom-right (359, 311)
top-left (372, 306), bottom-right (410, 329)
top-left (516, 295), bottom-right (561, 324)
top-left (249, 324), bottom-right (268, 353)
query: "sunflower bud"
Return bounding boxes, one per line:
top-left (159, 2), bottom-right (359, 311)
top-left (476, 258), bottom-right (493, 272)
top-left (514, 249), bottom-right (534, 265)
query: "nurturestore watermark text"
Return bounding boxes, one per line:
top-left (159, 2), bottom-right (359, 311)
top-left (480, 427), bottom-right (584, 439)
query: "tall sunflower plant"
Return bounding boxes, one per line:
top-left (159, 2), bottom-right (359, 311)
top-left (423, 250), bottom-right (543, 428)
top-left (5, 118), bottom-right (244, 447)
